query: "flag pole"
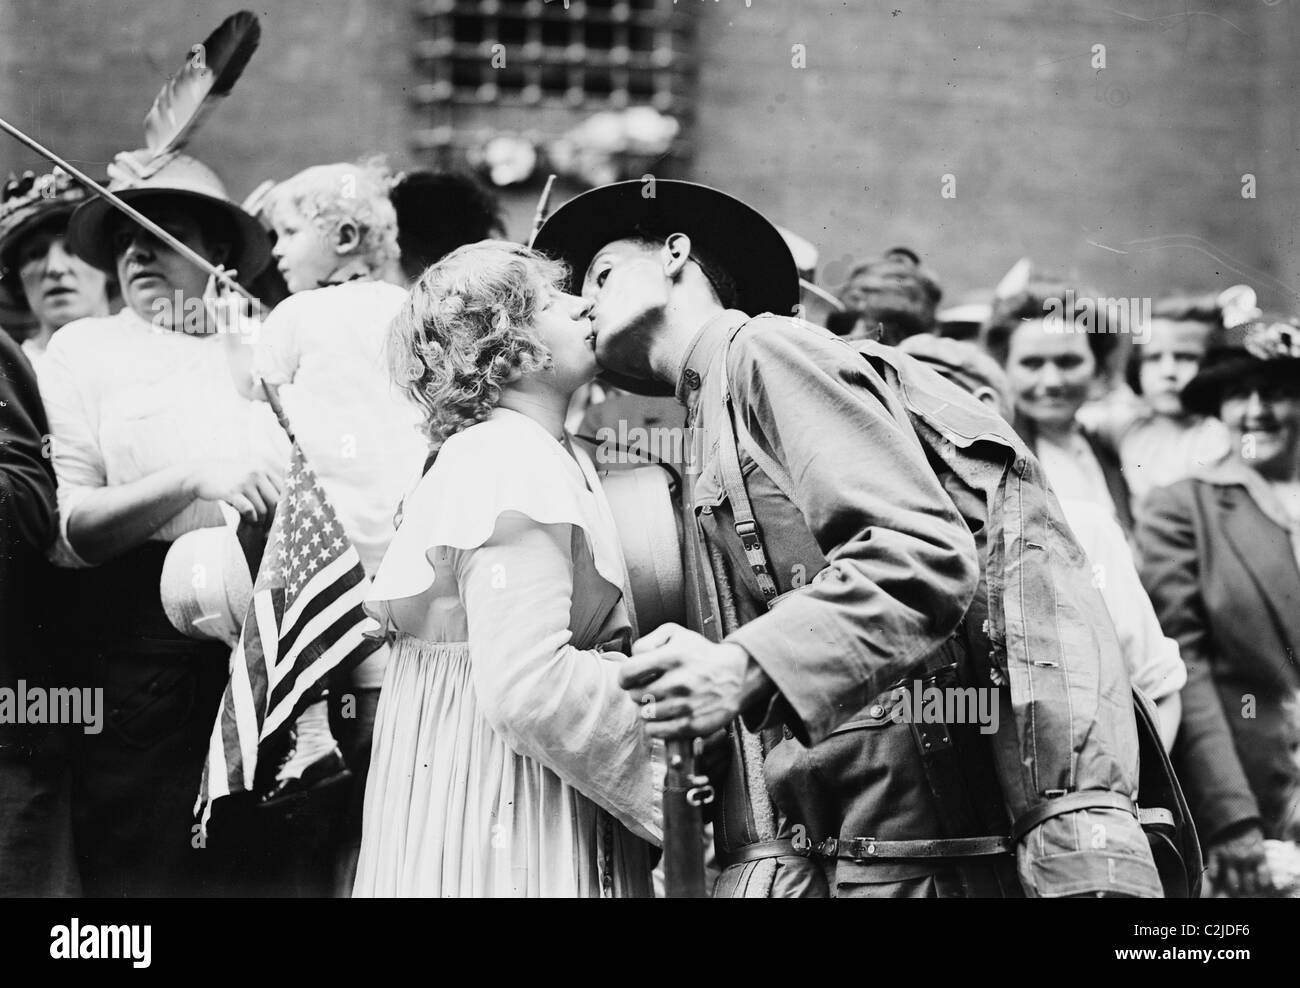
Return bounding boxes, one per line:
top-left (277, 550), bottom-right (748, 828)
top-left (0, 115), bottom-right (257, 303)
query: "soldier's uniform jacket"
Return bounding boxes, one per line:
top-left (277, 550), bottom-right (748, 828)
top-left (679, 309), bottom-right (1162, 898)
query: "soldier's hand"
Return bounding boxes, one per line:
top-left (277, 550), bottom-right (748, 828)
top-left (619, 623), bottom-right (748, 740)
top-left (1206, 825), bottom-right (1272, 897)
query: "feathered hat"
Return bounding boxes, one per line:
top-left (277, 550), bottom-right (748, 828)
top-left (65, 12), bottom-right (270, 280)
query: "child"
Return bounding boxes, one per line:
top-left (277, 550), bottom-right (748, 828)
top-left (1114, 294), bottom-right (1232, 509)
top-left (234, 160), bottom-right (428, 808)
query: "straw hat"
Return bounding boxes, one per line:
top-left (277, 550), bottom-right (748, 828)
top-left (66, 150), bottom-right (270, 279)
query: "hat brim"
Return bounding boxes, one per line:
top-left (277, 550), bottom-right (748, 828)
top-left (67, 188), bottom-right (271, 284)
top-left (532, 180), bottom-right (799, 397)
top-left (1180, 354), bottom-right (1300, 418)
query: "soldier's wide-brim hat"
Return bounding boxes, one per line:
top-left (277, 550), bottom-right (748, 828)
top-left (532, 179), bottom-right (799, 396)
top-left (1180, 316), bottom-right (1300, 418)
top-left (67, 152), bottom-right (271, 281)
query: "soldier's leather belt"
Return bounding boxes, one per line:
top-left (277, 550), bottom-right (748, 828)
top-left (718, 834), bottom-right (1013, 868)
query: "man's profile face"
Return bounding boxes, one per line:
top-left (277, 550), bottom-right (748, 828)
top-left (582, 237), bottom-right (671, 379)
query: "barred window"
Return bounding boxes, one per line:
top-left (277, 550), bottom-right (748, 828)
top-left (411, 0), bottom-right (695, 179)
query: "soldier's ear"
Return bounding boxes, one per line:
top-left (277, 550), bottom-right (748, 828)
top-left (661, 232), bottom-right (692, 279)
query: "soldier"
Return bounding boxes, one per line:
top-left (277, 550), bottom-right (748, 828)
top-left (533, 180), bottom-right (1163, 898)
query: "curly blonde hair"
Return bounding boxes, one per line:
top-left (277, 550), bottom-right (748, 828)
top-left (267, 157), bottom-right (400, 276)
top-left (389, 240), bottom-right (568, 449)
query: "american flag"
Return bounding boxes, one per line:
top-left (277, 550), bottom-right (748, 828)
top-left (196, 442), bottom-right (382, 822)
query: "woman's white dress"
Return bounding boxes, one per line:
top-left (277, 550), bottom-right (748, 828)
top-left (353, 408), bottom-right (662, 897)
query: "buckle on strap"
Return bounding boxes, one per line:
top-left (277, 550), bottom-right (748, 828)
top-left (1011, 790), bottom-right (1138, 843)
top-left (733, 520), bottom-right (779, 600)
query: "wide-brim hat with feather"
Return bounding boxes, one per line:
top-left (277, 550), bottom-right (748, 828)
top-left (1180, 314), bottom-right (1300, 418)
top-left (0, 168), bottom-right (92, 309)
top-left (66, 150), bottom-right (271, 280)
top-left (531, 179), bottom-right (799, 396)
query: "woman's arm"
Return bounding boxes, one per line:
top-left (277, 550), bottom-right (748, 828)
top-left (0, 335), bottom-right (57, 553)
top-left (1155, 692), bottom-right (1182, 752)
top-left (455, 511), bottom-right (662, 846)
top-left (66, 460), bottom-right (283, 565)
top-left (1071, 499), bottom-right (1186, 750)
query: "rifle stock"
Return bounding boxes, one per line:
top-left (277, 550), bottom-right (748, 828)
top-left (663, 738), bottom-right (710, 898)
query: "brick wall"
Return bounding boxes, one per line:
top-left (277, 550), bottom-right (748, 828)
top-left (2, 0), bottom-right (1296, 308)
top-left (689, 0), bottom-right (1300, 307)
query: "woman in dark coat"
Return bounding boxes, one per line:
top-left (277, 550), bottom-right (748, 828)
top-left (1136, 315), bottom-right (1300, 897)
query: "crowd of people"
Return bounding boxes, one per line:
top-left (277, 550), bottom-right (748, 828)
top-left (1, 138), bottom-right (1298, 898)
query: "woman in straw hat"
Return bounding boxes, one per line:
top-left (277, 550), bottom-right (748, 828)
top-left (40, 149), bottom-right (288, 896)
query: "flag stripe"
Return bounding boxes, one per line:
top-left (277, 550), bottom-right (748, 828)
top-left (280, 551), bottom-right (363, 642)
top-left (268, 600), bottom-right (370, 711)
top-left (262, 627), bottom-right (375, 738)
top-left (275, 554), bottom-right (363, 668)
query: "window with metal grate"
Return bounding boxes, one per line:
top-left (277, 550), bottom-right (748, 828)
top-left (411, 0), bottom-right (694, 182)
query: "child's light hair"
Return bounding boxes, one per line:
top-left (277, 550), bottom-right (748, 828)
top-left (268, 157), bottom-right (399, 276)
top-left (389, 241), bottom-right (568, 450)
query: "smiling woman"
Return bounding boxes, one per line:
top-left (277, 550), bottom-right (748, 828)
top-left (980, 278), bottom-right (1134, 536)
top-left (1136, 315), bottom-right (1300, 896)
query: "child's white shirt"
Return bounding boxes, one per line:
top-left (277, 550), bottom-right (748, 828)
top-left (254, 281), bottom-right (427, 580)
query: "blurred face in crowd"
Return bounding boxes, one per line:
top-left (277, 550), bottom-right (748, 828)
top-left (1219, 376), bottom-right (1300, 479)
top-left (14, 225), bottom-right (109, 332)
top-left (1005, 318), bottom-right (1096, 434)
top-left (110, 200), bottom-right (228, 327)
top-left (269, 199), bottom-right (346, 294)
top-left (528, 285), bottom-right (597, 395)
top-left (1138, 318), bottom-right (1212, 417)
top-left (840, 264), bottom-right (936, 345)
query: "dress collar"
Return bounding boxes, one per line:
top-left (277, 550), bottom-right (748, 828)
top-left (673, 308), bottom-right (752, 410)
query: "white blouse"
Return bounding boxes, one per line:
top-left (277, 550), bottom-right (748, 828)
top-left (40, 307), bottom-right (289, 564)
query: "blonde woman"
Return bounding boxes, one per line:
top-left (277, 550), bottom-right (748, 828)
top-left (353, 241), bottom-right (661, 897)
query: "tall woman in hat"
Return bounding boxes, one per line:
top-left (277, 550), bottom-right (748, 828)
top-left (354, 241), bottom-right (661, 897)
top-left (1136, 315), bottom-right (1300, 896)
top-left (0, 169), bottom-right (112, 373)
top-left (40, 150), bottom-right (288, 896)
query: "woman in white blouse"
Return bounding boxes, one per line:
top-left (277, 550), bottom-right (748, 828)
top-left (354, 241), bottom-right (661, 897)
top-left (41, 152), bottom-right (287, 896)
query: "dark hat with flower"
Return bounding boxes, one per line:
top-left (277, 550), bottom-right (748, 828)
top-left (0, 168), bottom-right (91, 305)
top-left (1180, 314), bottom-right (1300, 417)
